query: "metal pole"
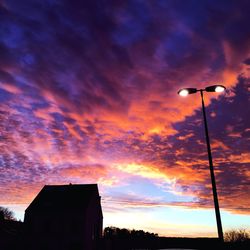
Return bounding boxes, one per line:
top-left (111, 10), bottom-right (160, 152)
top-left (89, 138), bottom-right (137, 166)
top-left (200, 90), bottom-right (224, 242)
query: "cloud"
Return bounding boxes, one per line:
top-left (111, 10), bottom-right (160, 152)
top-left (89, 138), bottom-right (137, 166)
top-left (0, 0), bottom-right (250, 231)
top-left (59, 163), bottom-right (108, 181)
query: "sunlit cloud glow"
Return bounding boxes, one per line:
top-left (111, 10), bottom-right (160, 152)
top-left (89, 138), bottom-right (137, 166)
top-left (0, 0), bottom-right (250, 237)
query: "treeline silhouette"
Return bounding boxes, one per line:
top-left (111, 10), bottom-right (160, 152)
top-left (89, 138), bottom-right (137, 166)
top-left (104, 226), bottom-right (158, 239)
top-left (102, 226), bottom-right (158, 249)
top-left (102, 226), bottom-right (250, 250)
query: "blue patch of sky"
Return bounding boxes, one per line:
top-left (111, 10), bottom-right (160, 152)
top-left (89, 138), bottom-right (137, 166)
top-left (50, 112), bottom-right (66, 123)
top-left (1, 23), bottom-right (25, 49)
top-left (108, 177), bottom-right (194, 203)
top-left (11, 75), bottom-right (34, 91)
top-left (171, 109), bottom-right (201, 134)
top-left (12, 105), bottom-right (32, 116)
top-left (1, 74), bottom-right (52, 118)
top-left (6, 0), bottom-right (47, 21)
top-left (0, 155), bottom-right (5, 166)
top-left (163, 32), bottom-right (192, 63)
top-left (0, 88), bottom-right (13, 102)
top-left (111, 2), bottom-right (151, 46)
top-left (54, 72), bottom-right (80, 98)
top-left (45, 0), bottom-right (61, 7)
top-left (30, 101), bottom-right (50, 112)
top-left (165, 5), bottom-right (225, 71)
top-left (170, 1), bottom-right (209, 29)
top-left (127, 0), bottom-right (151, 24)
top-left (56, 13), bottom-right (91, 42)
top-left (154, 0), bottom-right (171, 9)
top-left (20, 53), bottom-right (36, 66)
top-left (112, 20), bottom-right (144, 46)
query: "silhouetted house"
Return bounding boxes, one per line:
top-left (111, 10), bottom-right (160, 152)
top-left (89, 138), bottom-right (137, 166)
top-left (24, 184), bottom-right (103, 250)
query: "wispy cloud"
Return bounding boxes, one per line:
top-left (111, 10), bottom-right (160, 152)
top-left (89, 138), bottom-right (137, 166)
top-left (0, 0), bottom-right (250, 236)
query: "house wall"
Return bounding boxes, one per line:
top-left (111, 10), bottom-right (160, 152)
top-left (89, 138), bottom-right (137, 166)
top-left (25, 210), bottom-right (86, 250)
top-left (83, 195), bottom-right (103, 250)
top-left (24, 197), bottom-right (103, 250)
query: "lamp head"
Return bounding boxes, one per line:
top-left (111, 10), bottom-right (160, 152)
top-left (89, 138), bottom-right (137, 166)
top-left (205, 85), bottom-right (226, 93)
top-left (178, 88), bottom-right (197, 97)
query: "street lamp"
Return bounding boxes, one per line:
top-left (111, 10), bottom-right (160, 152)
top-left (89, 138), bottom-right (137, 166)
top-left (178, 84), bottom-right (226, 242)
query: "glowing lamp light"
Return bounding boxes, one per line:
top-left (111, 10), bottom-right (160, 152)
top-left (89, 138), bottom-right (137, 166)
top-left (177, 88), bottom-right (197, 96)
top-left (178, 85), bottom-right (226, 96)
top-left (178, 89), bottom-right (189, 96)
top-left (215, 85), bottom-right (226, 93)
top-left (205, 85), bottom-right (226, 93)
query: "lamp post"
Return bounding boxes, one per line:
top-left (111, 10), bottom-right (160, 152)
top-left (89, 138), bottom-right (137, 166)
top-left (178, 85), bottom-right (226, 242)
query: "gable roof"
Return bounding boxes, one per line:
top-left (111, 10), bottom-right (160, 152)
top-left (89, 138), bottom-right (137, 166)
top-left (25, 184), bottom-right (100, 213)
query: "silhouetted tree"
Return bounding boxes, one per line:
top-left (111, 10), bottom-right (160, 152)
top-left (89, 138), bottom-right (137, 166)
top-left (103, 226), bottom-right (116, 238)
top-left (0, 206), bottom-right (16, 221)
top-left (104, 226), bottom-right (158, 239)
top-left (224, 229), bottom-right (250, 242)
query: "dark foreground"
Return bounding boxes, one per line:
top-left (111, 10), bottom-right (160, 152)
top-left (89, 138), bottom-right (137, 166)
top-left (100, 237), bottom-right (250, 250)
top-left (2, 235), bottom-right (250, 250)
top-left (1, 219), bottom-right (249, 250)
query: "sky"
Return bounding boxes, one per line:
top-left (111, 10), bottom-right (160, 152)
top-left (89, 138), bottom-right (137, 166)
top-left (0, 0), bottom-right (250, 237)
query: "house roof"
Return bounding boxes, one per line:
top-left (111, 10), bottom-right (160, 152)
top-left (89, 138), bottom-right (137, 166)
top-left (25, 184), bottom-right (101, 213)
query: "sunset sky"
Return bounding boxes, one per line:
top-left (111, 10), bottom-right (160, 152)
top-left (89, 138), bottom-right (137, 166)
top-left (0, 0), bottom-right (250, 237)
